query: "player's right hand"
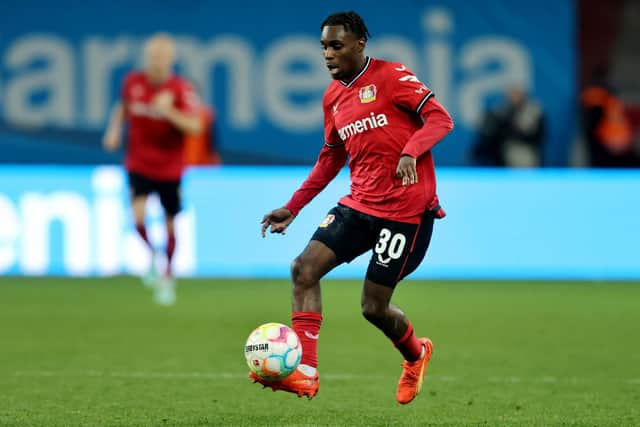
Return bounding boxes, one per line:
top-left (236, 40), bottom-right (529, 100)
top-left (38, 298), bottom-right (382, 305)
top-left (102, 130), bottom-right (121, 152)
top-left (396, 155), bottom-right (418, 187)
top-left (261, 207), bottom-right (295, 237)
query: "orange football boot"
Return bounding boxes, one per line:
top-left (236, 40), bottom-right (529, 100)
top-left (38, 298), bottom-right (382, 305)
top-left (249, 369), bottom-right (319, 399)
top-left (396, 338), bottom-right (433, 404)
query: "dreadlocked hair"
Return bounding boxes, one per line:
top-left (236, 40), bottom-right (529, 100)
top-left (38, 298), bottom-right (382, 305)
top-left (321, 11), bottom-right (371, 41)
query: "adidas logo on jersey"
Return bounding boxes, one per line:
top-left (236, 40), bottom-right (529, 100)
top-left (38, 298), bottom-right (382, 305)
top-left (337, 112), bottom-right (389, 141)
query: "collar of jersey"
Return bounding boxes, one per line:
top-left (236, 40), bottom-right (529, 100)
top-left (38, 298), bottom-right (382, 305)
top-left (339, 56), bottom-right (372, 88)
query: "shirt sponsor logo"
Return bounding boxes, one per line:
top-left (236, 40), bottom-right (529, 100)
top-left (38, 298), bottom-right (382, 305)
top-left (358, 84), bottom-right (377, 104)
top-left (337, 112), bottom-right (389, 141)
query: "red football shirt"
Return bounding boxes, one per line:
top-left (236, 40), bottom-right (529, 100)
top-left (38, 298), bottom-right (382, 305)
top-left (121, 71), bottom-right (198, 181)
top-left (285, 57), bottom-right (453, 224)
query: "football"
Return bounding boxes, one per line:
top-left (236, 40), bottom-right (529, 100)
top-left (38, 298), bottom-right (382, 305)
top-left (244, 322), bottom-right (302, 380)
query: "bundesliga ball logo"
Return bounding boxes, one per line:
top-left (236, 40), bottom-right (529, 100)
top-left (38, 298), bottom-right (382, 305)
top-left (244, 323), bottom-right (302, 380)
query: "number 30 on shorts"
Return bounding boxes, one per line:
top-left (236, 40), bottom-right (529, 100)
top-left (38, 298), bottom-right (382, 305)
top-left (374, 228), bottom-right (407, 264)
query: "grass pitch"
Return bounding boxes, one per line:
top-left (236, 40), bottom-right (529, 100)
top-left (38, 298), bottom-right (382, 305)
top-left (0, 277), bottom-right (639, 426)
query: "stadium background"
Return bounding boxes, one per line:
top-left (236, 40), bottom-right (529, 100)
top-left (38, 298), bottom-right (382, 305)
top-left (2, 0), bottom-right (637, 280)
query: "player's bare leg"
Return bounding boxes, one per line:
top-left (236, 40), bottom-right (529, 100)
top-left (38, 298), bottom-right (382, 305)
top-left (250, 240), bottom-right (336, 398)
top-left (361, 279), bottom-right (433, 404)
top-left (131, 194), bottom-right (158, 288)
top-left (164, 214), bottom-right (177, 276)
top-left (361, 279), bottom-right (409, 338)
top-left (291, 240), bottom-right (336, 313)
top-left (132, 194), bottom-right (149, 246)
top-left (154, 214), bottom-right (177, 306)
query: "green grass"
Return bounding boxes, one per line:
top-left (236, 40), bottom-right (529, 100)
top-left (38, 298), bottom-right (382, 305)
top-left (0, 277), bottom-right (639, 426)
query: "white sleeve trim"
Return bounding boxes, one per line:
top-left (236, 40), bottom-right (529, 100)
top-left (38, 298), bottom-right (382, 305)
top-left (416, 92), bottom-right (434, 114)
top-left (324, 141), bottom-right (345, 148)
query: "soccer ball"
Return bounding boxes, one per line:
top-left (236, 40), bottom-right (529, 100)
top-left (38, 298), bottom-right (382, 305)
top-left (244, 322), bottom-right (302, 380)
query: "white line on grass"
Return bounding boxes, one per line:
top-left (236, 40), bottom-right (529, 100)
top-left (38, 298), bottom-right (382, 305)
top-left (12, 370), bottom-right (374, 380)
top-left (12, 371), bottom-right (640, 385)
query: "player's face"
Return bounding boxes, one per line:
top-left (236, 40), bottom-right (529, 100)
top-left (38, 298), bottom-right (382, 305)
top-left (144, 39), bottom-right (176, 83)
top-left (321, 25), bottom-right (365, 81)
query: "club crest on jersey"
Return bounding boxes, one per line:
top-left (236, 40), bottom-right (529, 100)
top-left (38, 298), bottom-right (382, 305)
top-left (319, 214), bottom-right (335, 228)
top-left (358, 84), bottom-right (377, 104)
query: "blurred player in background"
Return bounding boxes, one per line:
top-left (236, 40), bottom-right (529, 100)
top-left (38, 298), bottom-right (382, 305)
top-left (256, 11), bottom-right (453, 404)
top-left (103, 33), bottom-right (203, 305)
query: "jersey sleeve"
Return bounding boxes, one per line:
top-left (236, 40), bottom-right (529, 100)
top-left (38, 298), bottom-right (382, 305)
top-left (175, 80), bottom-right (200, 114)
top-left (389, 64), bottom-right (434, 116)
top-left (284, 96), bottom-right (346, 215)
top-left (401, 96), bottom-right (454, 159)
top-left (323, 94), bottom-right (343, 147)
top-left (120, 73), bottom-right (135, 118)
top-left (284, 143), bottom-right (347, 216)
top-left (387, 63), bottom-right (453, 158)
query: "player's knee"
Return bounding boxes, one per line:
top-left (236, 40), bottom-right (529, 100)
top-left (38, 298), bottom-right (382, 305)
top-left (290, 257), bottom-right (317, 289)
top-left (361, 300), bottom-right (386, 324)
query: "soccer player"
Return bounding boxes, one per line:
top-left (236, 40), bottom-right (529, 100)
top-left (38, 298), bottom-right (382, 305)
top-left (252, 11), bottom-right (454, 404)
top-left (102, 33), bottom-right (203, 305)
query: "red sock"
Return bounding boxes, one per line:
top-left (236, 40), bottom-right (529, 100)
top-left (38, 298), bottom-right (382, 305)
top-left (136, 224), bottom-right (151, 248)
top-left (166, 231), bottom-right (176, 275)
top-left (392, 322), bottom-right (423, 362)
top-left (292, 312), bottom-right (322, 368)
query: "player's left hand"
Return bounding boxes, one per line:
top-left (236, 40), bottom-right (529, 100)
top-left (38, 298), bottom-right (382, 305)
top-left (396, 155), bottom-right (418, 186)
top-left (151, 91), bottom-right (175, 116)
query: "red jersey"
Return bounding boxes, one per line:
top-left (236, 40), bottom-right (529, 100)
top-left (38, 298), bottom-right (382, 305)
top-left (285, 57), bottom-right (454, 224)
top-left (121, 71), bottom-right (199, 181)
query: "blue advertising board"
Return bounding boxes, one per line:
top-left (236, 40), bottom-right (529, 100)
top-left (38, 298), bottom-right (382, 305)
top-left (0, 166), bottom-right (637, 280)
top-left (0, 1), bottom-right (575, 165)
